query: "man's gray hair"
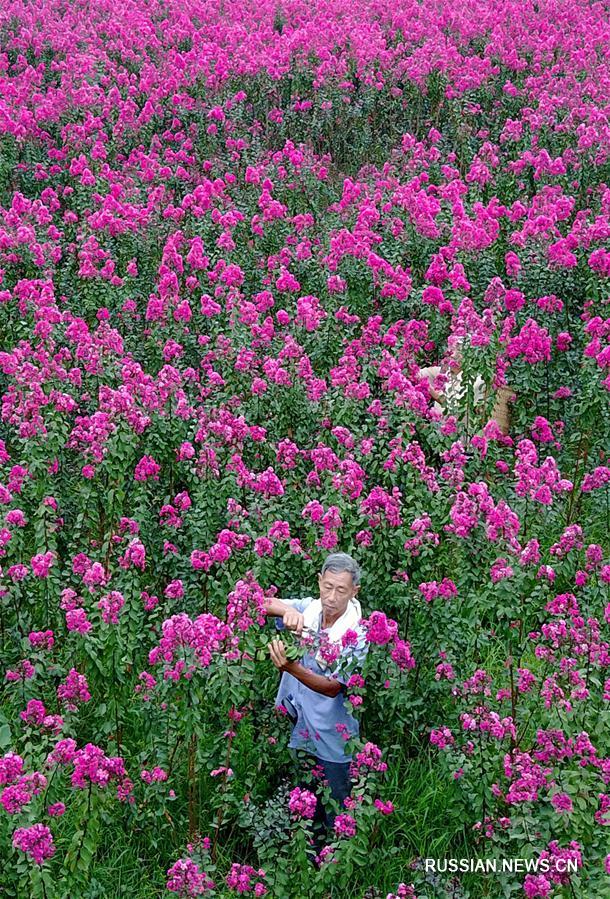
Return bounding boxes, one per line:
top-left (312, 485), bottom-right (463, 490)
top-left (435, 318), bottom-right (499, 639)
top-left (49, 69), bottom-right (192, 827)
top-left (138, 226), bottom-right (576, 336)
top-left (321, 552), bottom-right (361, 586)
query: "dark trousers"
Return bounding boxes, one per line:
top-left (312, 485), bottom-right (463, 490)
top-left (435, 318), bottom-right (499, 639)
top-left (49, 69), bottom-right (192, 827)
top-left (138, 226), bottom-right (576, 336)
top-left (293, 750), bottom-right (352, 832)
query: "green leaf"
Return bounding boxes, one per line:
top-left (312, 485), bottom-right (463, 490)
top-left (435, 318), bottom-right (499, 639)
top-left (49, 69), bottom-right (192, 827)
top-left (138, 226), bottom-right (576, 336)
top-left (0, 724), bottom-right (12, 750)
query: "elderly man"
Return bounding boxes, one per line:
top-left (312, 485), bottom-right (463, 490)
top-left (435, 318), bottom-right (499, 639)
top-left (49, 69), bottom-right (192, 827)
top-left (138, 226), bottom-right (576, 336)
top-left (262, 552), bottom-right (368, 838)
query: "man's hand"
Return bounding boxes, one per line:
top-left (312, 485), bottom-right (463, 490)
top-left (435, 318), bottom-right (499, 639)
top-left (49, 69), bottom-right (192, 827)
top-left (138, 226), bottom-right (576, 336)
top-left (282, 608), bottom-right (304, 635)
top-left (269, 639), bottom-right (343, 697)
top-left (269, 637), bottom-right (293, 672)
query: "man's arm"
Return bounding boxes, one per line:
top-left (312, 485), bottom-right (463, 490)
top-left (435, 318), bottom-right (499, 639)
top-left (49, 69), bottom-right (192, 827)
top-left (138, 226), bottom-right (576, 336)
top-left (262, 596), bottom-right (306, 634)
top-left (268, 638), bottom-right (343, 698)
top-left (285, 662), bottom-right (344, 698)
top-left (262, 596), bottom-right (293, 617)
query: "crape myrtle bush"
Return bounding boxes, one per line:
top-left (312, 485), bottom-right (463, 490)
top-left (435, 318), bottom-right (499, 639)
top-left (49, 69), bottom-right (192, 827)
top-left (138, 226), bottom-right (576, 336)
top-left (1, 0), bottom-right (610, 896)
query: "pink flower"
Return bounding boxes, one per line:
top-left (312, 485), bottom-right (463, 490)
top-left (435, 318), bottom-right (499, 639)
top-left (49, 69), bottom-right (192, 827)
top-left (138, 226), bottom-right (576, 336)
top-left (254, 537), bottom-right (274, 557)
top-left (120, 538), bottom-right (146, 570)
top-left (490, 558), bottom-right (514, 582)
top-left (141, 767), bottom-right (168, 783)
top-left (288, 787), bottom-right (317, 819)
top-left (266, 522), bottom-right (290, 546)
top-left (141, 591), bottom-right (159, 612)
top-left (12, 823), bottom-right (55, 865)
top-left (505, 251), bottom-right (521, 276)
top-left (164, 579), bottom-right (185, 600)
top-left (7, 564), bottom-right (29, 581)
top-left (386, 884), bottom-right (418, 899)
top-left (5, 509), bottom-right (26, 527)
top-left (66, 608), bottom-right (92, 634)
top-left (0, 752), bottom-right (24, 786)
top-left (226, 863), bottom-right (267, 895)
top-left (506, 319), bottom-right (552, 363)
top-left (46, 738), bottom-right (77, 767)
top-left (28, 630), bottom-right (54, 650)
top-left (166, 858), bottom-right (215, 895)
top-left (226, 575), bottom-right (267, 633)
top-left (57, 669), bottom-right (91, 711)
top-left (81, 561), bottom-right (108, 590)
top-left (430, 727), bottom-right (455, 749)
top-left (391, 639), bottom-right (416, 670)
top-left (438, 578), bottom-right (457, 598)
top-left (341, 630), bottom-right (360, 649)
top-left (98, 591), bottom-right (125, 625)
top-left (70, 744), bottom-right (130, 798)
top-left (134, 455), bottom-right (161, 482)
top-left (523, 874), bottom-right (552, 897)
top-left (148, 613), bottom-right (231, 677)
top-left (551, 792), bottom-right (573, 814)
top-left (435, 662), bottom-right (455, 681)
top-left (422, 286), bottom-right (445, 307)
top-left (47, 802), bottom-right (66, 817)
top-left (363, 611), bottom-right (398, 646)
top-left (20, 700), bottom-right (46, 727)
top-left (334, 813), bottom-right (356, 837)
top-left (374, 799), bottom-right (394, 815)
top-left (5, 660), bottom-right (35, 682)
top-left (352, 742), bottom-right (387, 773)
top-left (517, 669), bottom-right (536, 693)
top-left (31, 551), bottom-right (56, 578)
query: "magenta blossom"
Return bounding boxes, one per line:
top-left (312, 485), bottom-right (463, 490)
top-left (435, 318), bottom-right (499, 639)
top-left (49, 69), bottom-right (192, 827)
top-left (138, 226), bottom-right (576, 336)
top-left (334, 813), bottom-right (357, 837)
top-left (12, 823), bottom-right (55, 865)
top-left (363, 611), bottom-right (398, 646)
top-left (166, 858), bottom-right (215, 896)
top-left (288, 787), bottom-right (317, 819)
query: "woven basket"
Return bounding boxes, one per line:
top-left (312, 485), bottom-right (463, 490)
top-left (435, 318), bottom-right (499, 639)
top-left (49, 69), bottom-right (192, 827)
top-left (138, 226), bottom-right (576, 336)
top-left (491, 386), bottom-right (516, 435)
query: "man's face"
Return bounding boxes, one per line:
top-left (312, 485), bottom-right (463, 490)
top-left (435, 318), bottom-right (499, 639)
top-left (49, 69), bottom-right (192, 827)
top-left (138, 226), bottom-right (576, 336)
top-left (318, 570), bottom-right (359, 619)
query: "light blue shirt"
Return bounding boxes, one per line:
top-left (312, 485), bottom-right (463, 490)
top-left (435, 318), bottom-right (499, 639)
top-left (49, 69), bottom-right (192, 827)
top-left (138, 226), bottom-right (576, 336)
top-left (274, 596), bottom-right (368, 763)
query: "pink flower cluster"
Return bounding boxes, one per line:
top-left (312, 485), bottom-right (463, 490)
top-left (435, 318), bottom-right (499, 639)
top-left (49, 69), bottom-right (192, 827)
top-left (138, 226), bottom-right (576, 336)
top-left (12, 823), bottom-right (55, 865)
top-left (30, 551), bottom-right (56, 578)
top-left (403, 513), bottom-right (440, 556)
top-left (57, 668), bottom-right (91, 711)
top-left (523, 841), bottom-right (582, 897)
top-left (363, 611), bottom-right (398, 646)
top-left (43, 739), bottom-right (134, 803)
top-left (334, 813), bottom-right (357, 837)
top-left (134, 454), bottom-right (161, 482)
top-left (225, 863), bottom-right (267, 895)
top-left (288, 786), bottom-right (318, 819)
top-left (1, 769), bottom-right (47, 815)
top-left (418, 578), bottom-right (458, 602)
top-left (514, 440), bottom-right (573, 506)
top-left (360, 485), bottom-right (403, 528)
top-left (19, 700), bottom-right (63, 734)
top-left (141, 767), bottom-right (168, 783)
top-left (98, 590), bottom-right (125, 624)
top-left (148, 613), bottom-right (232, 679)
top-left (166, 858), bottom-right (215, 896)
top-left (226, 574), bottom-right (268, 632)
top-left (390, 640), bottom-right (416, 671)
top-left (352, 742), bottom-right (387, 775)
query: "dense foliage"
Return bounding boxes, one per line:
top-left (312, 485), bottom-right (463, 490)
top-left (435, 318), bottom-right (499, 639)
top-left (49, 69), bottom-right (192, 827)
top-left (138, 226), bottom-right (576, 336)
top-left (1, 0), bottom-right (610, 896)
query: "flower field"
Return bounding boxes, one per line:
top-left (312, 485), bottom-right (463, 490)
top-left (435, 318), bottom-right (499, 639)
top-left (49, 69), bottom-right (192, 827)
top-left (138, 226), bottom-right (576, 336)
top-left (1, 0), bottom-right (610, 895)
